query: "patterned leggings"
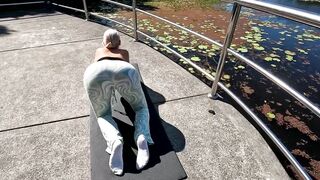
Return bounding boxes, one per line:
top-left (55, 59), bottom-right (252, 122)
top-left (83, 60), bottom-right (153, 153)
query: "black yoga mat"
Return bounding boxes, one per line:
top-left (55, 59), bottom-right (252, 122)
top-left (90, 64), bottom-right (187, 180)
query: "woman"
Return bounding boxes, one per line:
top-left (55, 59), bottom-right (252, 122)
top-left (83, 29), bottom-right (153, 175)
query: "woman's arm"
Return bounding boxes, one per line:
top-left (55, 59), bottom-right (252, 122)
top-left (122, 50), bottom-right (129, 62)
top-left (94, 48), bottom-right (102, 62)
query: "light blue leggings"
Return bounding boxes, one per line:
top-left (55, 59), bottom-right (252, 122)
top-left (83, 60), bottom-right (153, 153)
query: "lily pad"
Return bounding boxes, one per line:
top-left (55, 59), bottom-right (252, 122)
top-left (178, 48), bottom-right (188, 53)
top-left (191, 56), bottom-right (201, 62)
top-left (285, 50), bottom-right (296, 56)
top-left (198, 45), bottom-right (208, 50)
top-left (286, 55), bottom-right (293, 61)
top-left (223, 74), bottom-right (231, 80)
top-left (297, 48), bottom-right (308, 55)
top-left (191, 40), bottom-right (198, 45)
top-left (237, 47), bottom-right (248, 53)
top-left (247, 39), bottom-right (257, 43)
top-left (188, 67), bottom-right (195, 73)
top-left (266, 112), bottom-right (275, 119)
top-left (272, 47), bottom-right (282, 51)
top-left (270, 53), bottom-right (279, 58)
top-left (208, 52), bottom-right (216, 56)
top-left (272, 58), bottom-right (280, 62)
top-left (254, 46), bottom-right (265, 51)
top-left (237, 65), bottom-right (245, 69)
top-left (264, 57), bottom-right (273, 61)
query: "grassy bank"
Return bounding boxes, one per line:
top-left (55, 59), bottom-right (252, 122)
top-left (142, 0), bottom-right (221, 10)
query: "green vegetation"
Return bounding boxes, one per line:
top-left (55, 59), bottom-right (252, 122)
top-left (143, 0), bottom-right (220, 9)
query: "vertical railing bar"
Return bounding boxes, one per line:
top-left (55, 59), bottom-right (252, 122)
top-left (209, 3), bottom-right (242, 98)
top-left (82, 0), bottom-right (89, 20)
top-left (132, 0), bottom-right (138, 41)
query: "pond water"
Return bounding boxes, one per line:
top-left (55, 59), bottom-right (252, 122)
top-left (216, 1), bottom-right (320, 178)
top-left (262, 0), bottom-right (320, 14)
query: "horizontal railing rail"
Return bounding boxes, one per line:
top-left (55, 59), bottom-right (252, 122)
top-left (0, 1), bottom-right (45, 7)
top-left (34, 0), bottom-right (319, 179)
top-left (50, 2), bottom-right (85, 13)
top-left (101, 0), bottom-right (224, 48)
top-left (101, 0), bottom-right (132, 10)
top-left (236, 0), bottom-right (320, 29)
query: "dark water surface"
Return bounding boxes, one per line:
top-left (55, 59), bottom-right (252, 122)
top-left (220, 0), bottom-right (320, 178)
top-left (262, 0), bottom-right (320, 14)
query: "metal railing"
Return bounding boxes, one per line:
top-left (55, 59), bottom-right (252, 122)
top-left (7, 0), bottom-right (320, 179)
top-left (0, 1), bottom-right (45, 7)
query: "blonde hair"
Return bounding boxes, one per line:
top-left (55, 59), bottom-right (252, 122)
top-left (102, 29), bottom-right (121, 49)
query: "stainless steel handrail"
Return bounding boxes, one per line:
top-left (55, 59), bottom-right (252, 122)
top-left (101, 0), bottom-right (224, 48)
top-left (82, 0), bottom-right (89, 20)
top-left (89, 12), bottom-right (214, 79)
top-left (91, 12), bottom-right (134, 30)
top-left (101, 0), bottom-right (133, 10)
top-left (50, 2), bottom-right (85, 13)
top-left (217, 80), bottom-right (312, 180)
top-left (44, 0), bottom-right (317, 179)
top-left (210, 3), bottom-right (241, 99)
top-left (210, 1), bottom-right (319, 179)
top-left (236, 0), bottom-right (320, 29)
top-left (132, 0), bottom-right (138, 41)
top-left (48, 1), bottom-right (89, 20)
top-left (210, 2), bottom-right (320, 119)
top-left (135, 8), bottom-right (224, 48)
top-left (210, 2), bottom-right (320, 116)
top-left (0, 1), bottom-right (45, 7)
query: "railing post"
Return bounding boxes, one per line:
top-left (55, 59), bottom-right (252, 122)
top-left (208, 3), bottom-right (242, 99)
top-left (132, 0), bottom-right (138, 41)
top-left (82, 0), bottom-right (89, 20)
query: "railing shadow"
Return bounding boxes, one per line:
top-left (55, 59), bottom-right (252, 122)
top-left (0, 25), bottom-right (12, 36)
top-left (0, 4), bottom-right (57, 21)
